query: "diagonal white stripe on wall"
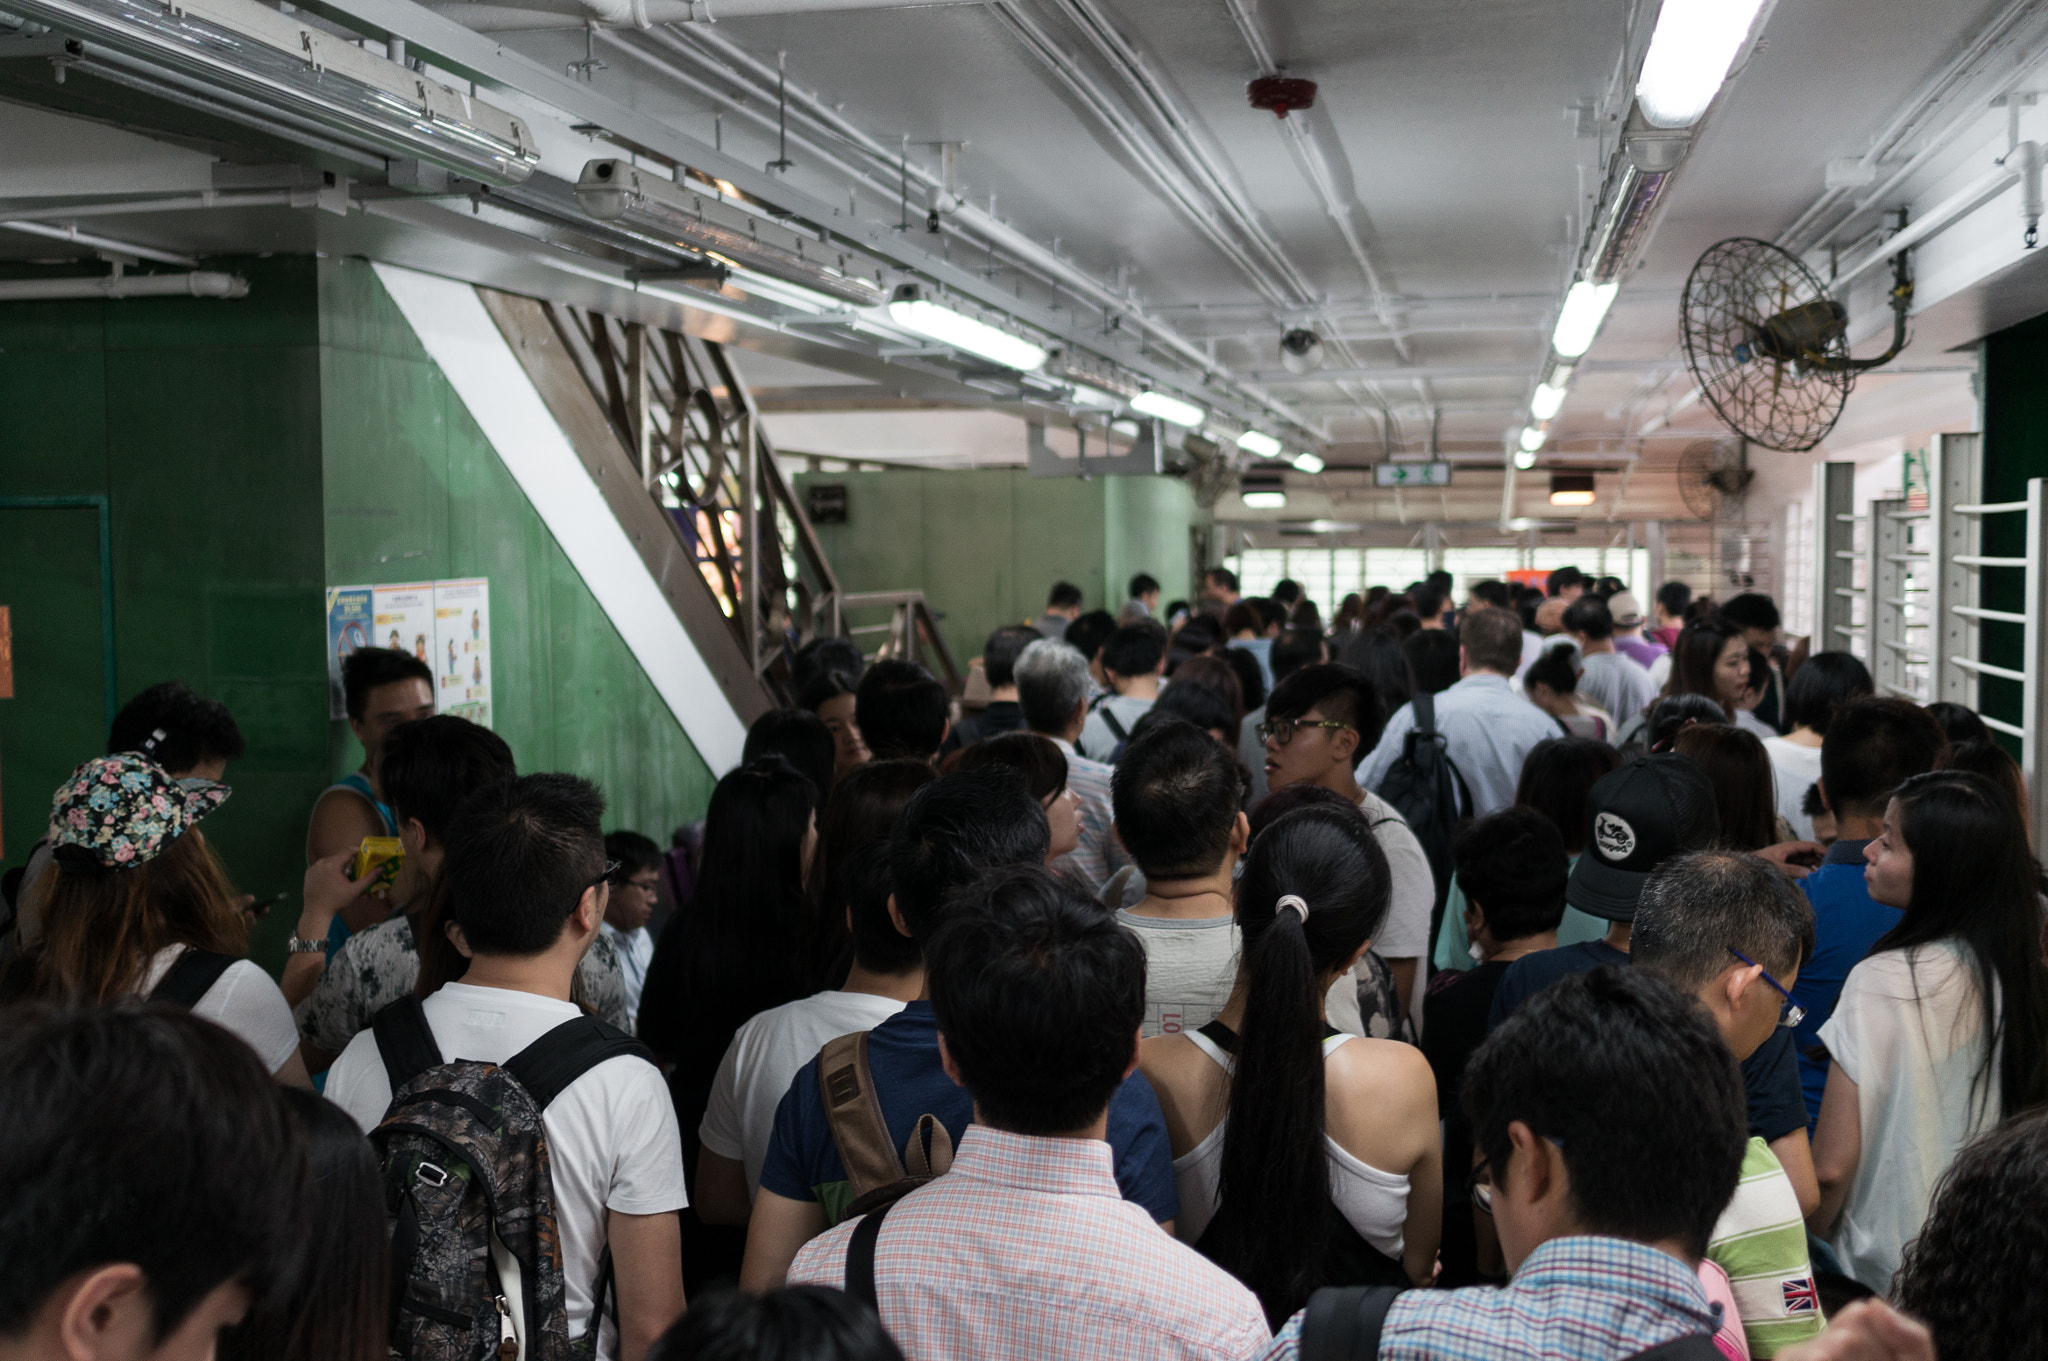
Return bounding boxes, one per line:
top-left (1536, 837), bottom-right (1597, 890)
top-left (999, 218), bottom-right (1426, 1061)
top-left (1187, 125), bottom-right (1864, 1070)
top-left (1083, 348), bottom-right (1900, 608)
top-left (372, 262), bottom-right (748, 774)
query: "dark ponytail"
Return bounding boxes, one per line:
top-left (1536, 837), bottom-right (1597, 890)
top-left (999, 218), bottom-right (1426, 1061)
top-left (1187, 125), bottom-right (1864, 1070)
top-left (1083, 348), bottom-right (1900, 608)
top-left (1204, 804), bottom-right (1392, 1324)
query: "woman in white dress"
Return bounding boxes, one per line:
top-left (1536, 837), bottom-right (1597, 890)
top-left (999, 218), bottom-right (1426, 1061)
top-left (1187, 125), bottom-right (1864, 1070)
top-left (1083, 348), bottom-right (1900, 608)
top-left (1811, 769), bottom-right (2048, 1291)
top-left (1138, 800), bottom-right (1442, 1326)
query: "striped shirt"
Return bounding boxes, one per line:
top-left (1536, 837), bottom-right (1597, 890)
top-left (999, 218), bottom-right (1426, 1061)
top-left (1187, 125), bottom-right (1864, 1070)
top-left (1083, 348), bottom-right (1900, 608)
top-left (788, 1125), bottom-right (1270, 1361)
top-left (1707, 1138), bottom-right (1825, 1356)
top-left (1258, 1235), bottom-right (1720, 1361)
top-left (1048, 736), bottom-right (1130, 889)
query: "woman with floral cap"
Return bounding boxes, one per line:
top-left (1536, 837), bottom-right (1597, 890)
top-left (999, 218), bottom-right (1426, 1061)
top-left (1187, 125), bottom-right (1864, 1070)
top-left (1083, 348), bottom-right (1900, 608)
top-left (7, 753), bottom-right (309, 1085)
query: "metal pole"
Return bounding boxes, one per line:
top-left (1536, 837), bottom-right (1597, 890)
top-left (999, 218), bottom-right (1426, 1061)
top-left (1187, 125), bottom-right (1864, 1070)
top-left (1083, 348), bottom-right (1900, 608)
top-left (1815, 462), bottom-right (1859, 655)
top-left (2025, 478), bottom-right (2048, 850)
top-left (1869, 497), bottom-right (1907, 697)
top-left (1645, 520), bottom-right (1666, 598)
top-left (742, 408), bottom-right (762, 673)
top-left (1933, 432), bottom-right (1982, 705)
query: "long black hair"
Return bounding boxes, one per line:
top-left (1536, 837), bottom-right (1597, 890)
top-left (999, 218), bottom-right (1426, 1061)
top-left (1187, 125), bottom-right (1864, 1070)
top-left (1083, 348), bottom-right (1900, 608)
top-left (638, 756), bottom-right (820, 1110)
top-left (1876, 770), bottom-right (2048, 1120)
top-left (1336, 625), bottom-right (1414, 717)
top-left (1205, 803), bottom-right (1392, 1323)
top-left (1663, 617), bottom-right (1744, 715)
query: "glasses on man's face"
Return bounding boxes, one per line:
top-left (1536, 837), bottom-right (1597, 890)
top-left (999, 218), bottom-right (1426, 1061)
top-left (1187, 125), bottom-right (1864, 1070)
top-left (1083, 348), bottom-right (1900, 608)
top-left (1256, 717), bottom-right (1353, 747)
top-left (587, 859), bottom-right (623, 894)
top-left (1467, 1159), bottom-right (1495, 1215)
top-left (1727, 946), bottom-right (1805, 1027)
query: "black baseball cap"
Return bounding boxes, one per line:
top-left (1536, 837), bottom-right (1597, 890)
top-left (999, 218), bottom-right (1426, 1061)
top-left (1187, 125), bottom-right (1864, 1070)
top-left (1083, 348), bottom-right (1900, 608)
top-left (1567, 754), bottom-right (1720, 921)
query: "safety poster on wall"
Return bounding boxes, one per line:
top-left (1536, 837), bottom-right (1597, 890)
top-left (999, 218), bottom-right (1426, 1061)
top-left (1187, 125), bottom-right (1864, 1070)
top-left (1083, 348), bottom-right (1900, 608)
top-left (325, 579), bottom-right (492, 727)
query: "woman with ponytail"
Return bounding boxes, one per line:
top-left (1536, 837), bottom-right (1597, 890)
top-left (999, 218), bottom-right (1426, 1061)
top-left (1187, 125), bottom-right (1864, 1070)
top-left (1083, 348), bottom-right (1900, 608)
top-left (1138, 803), bottom-right (1442, 1325)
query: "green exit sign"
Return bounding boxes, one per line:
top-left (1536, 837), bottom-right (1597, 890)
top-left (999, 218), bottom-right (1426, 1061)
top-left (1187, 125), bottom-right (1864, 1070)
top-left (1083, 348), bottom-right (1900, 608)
top-left (1374, 461), bottom-right (1452, 487)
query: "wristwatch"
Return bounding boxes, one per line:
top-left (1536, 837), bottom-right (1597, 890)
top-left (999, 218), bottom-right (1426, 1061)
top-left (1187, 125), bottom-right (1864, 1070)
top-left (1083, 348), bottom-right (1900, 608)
top-left (286, 936), bottom-right (328, 955)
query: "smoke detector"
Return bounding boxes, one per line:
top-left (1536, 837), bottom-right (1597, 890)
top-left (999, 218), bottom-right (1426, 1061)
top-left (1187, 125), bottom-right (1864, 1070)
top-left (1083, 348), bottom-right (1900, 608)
top-left (1248, 76), bottom-right (1317, 119)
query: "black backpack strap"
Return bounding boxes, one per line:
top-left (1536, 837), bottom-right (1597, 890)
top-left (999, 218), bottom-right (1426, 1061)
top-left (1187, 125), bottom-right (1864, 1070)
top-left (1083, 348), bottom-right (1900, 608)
top-left (1099, 706), bottom-right (1130, 742)
top-left (843, 1199), bottom-right (895, 1311)
top-left (1301, 1284), bottom-right (1404, 1361)
top-left (148, 949), bottom-right (235, 1009)
top-left (503, 1014), bottom-right (653, 1109)
top-left (371, 995), bottom-right (443, 1092)
top-left (1624, 1335), bottom-right (1724, 1361)
top-left (1412, 691), bottom-right (1436, 738)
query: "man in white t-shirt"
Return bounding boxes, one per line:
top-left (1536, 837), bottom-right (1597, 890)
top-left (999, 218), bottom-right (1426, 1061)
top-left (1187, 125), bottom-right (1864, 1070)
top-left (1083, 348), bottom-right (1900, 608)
top-left (325, 774), bottom-right (686, 1361)
top-left (695, 843), bottom-right (919, 1218)
top-left (1260, 664), bottom-right (1435, 1021)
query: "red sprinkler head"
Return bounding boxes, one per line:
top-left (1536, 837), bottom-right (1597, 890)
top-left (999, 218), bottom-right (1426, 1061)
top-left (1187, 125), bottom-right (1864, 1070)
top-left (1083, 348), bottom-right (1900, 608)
top-left (1247, 76), bottom-right (1317, 119)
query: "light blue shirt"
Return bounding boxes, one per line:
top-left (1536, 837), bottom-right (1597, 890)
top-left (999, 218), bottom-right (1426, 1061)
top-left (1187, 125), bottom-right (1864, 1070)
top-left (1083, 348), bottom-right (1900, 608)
top-left (1356, 673), bottom-right (1565, 818)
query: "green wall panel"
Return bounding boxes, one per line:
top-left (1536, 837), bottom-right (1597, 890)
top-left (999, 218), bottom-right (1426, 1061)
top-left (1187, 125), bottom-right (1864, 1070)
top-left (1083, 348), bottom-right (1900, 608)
top-left (1979, 319), bottom-right (2048, 754)
top-left (797, 467), bottom-right (1199, 667)
top-left (316, 259), bottom-right (715, 847)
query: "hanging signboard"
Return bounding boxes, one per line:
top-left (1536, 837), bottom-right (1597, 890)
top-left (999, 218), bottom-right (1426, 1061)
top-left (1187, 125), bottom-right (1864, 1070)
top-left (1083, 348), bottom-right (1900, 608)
top-left (326, 578), bottom-right (492, 726)
top-left (1374, 461), bottom-right (1453, 487)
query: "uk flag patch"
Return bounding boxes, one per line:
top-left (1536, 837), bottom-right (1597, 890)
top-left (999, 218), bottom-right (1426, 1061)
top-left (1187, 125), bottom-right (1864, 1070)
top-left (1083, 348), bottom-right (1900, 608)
top-left (1782, 1277), bottom-right (1820, 1314)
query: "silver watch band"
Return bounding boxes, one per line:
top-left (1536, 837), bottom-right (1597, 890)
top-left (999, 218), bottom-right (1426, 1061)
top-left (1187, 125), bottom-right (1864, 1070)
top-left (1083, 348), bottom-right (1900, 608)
top-left (286, 936), bottom-right (328, 955)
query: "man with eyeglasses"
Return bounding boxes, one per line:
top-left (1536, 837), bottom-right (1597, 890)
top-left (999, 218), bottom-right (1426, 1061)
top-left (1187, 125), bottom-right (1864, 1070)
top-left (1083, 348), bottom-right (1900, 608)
top-left (1634, 850), bottom-right (1826, 1358)
top-left (1261, 664), bottom-right (1436, 1020)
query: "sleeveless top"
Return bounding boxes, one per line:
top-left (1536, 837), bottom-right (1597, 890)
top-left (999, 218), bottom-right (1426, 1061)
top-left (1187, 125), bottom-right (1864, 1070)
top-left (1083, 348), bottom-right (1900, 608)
top-left (318, 771), bottom-right (399, 837)
top-left (1173, 1021), bottom-right (1412, 1270)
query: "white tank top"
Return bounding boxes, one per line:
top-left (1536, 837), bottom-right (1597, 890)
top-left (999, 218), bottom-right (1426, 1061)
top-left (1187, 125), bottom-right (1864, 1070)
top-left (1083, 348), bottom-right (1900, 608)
top-left (1172, 1028), bottom-right (1411, 1257)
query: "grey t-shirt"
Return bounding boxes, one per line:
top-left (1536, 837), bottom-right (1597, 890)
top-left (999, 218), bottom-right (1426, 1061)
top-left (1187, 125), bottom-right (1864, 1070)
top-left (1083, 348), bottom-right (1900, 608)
top-left (1116, 908), bottom-right (1365, 1038)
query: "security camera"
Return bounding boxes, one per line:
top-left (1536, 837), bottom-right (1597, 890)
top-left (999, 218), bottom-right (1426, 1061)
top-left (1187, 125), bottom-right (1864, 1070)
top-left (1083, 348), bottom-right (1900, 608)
top-left (1279, 328), bottom-right (1325, 375)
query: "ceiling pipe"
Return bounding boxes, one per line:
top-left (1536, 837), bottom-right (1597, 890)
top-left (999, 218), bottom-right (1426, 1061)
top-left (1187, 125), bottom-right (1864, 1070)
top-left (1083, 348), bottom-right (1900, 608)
top-left (0, 270), bottom-right (248, 299)
top-left (0, 220), bottom-right (198, 265)
top-left (424, 0), bottom-right (961, 30)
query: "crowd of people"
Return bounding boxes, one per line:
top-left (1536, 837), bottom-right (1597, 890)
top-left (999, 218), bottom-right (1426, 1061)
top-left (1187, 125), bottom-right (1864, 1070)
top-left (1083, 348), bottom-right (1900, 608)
top-left (5, 562), bottom-right (2041, 1361)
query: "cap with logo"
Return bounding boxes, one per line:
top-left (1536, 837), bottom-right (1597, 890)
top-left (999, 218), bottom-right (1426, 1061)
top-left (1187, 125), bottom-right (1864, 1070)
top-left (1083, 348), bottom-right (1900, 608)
top-left (1567, 754), bottom-right (1720, 921)
top-left (1607, 591), bottom-right (1645, 628)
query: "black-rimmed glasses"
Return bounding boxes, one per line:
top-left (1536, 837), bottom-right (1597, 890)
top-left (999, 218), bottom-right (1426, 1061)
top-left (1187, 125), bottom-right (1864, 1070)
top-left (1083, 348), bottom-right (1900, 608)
top-left (1256, 717), bottom-right (1353, 746)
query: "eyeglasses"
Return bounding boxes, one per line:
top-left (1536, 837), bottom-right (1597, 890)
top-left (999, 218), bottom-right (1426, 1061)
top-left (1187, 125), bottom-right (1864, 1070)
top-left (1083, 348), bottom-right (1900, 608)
top-left (588, 859), bottom-right (623, 894)
top-left (1256, 717), bottom-right (1353, 746)
top-left (1727, 946), bottom-right (1805, 1027)
top-left (1467, 1159), bottom-right (1495, 1215)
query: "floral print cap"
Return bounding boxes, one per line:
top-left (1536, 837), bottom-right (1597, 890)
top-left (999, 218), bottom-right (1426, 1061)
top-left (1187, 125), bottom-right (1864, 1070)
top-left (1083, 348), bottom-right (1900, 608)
top-left (47, 753), bottom-right (231, 870)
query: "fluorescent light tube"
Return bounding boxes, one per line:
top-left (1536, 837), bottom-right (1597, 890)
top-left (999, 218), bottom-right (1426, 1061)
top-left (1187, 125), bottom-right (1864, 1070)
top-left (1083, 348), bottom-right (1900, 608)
top-left (1068, 382), bottom-right (1122, 409)
top-left (1551, 489), bottom-right (1598, 506)
top-left (9, 0), bottom-right (540, 184)
top-left (1530, 382), bottom-right (1568, 421)
top-left (1551, 280), bottom-right (1619, 358)
top-left (579, 161), bottom-right (888, 309)
top-left (1237, 430), bottom-right (1284, 458)
top-left (1519, 426), bottom-right (1548, 453)
top-left (1636, 0), bottom-right (1770, 129)
top-left (1242, 490), bottom-right (1289, 509)
top-left (1292, 452), bottom-right (1326, 474)
top-left (1132, 390), bottom-right (1207, 428)
top-left (1513, 448), bottom-right (1539, 470)
top-left (886, 293), bottom-right (1047, 371)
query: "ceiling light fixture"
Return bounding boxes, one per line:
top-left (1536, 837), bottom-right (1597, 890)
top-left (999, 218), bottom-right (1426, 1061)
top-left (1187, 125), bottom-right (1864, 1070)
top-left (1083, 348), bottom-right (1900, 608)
top-left (1551, 280), bottom-right (1620, 358)
top-left (1550, 472), bottom-right (1598, 506)
top-left (1243, 491), bottom-right (1289, 509)
top-left (1513, 448), bottom-right (1539, 471)
top-left (578, 161), bottom-right (888, 309)
top-left (884, 286), bottom-right (1048, 371)
top-left (1237, 429), bottom-right (1284, 458)
top-left (1292, 452), bottom-right (1326, 474)
top-left (1067, 382), bottom-right (1122, 409)
top-left (1519, 425), bottom-right (1548, 453)
top-left (8, 0), bottom-right (541, 184)
top-left (1530, 382), bottom-right (1568, 421)
top-left (1635, 0), bottom-right (1770, 129)
top-left (1132, 390), bottom-right (1207, 428)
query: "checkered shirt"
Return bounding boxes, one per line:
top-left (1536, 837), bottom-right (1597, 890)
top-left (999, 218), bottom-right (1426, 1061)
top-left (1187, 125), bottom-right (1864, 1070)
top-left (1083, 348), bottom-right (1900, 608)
top-left (1258, 1235), bottom-right (1720, 1361)
top-left (1048, 736), bottom-right (1130, 889)
top-left (788, 1124), bottom-right (1270, 1361)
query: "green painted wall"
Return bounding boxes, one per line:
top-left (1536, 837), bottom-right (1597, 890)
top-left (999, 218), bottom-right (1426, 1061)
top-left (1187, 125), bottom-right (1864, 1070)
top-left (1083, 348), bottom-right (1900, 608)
top-left (0, 256), bottom-right (718, 972)
top-left (1978, 319), bottom-right (2048, 754)
top-left (316, 259), bottom-right (716, 845)
top-left (795, 467), bottom-right (1198, 665)
top-left (0, 257), bottom-right (330, 966)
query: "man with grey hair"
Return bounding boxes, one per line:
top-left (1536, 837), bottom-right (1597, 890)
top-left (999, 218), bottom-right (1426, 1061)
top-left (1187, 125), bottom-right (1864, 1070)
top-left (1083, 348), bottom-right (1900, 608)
top-left (1015, 637), bottom-right (1129, 889)
top-left (1634, 850), bottom-right (1825, 1359)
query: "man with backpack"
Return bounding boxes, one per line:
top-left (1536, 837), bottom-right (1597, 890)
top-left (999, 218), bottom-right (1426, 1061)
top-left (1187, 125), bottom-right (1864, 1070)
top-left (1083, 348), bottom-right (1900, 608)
top-left (1355, 604), bottom-right (1561, 819)
top-left (740, 766), bottom-right (1178, 1290)
top-left (787, 867), bottom-right (1269, 1361)
top-left (1260, 665), bottom-right (1434, 1019)
top-left (324, 773), bottom-right (686, 1361)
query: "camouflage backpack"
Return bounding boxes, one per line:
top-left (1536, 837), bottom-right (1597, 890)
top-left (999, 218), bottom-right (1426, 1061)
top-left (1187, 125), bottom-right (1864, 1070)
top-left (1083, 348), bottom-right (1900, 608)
top-left (369, 996), bottom-right (651, 1361)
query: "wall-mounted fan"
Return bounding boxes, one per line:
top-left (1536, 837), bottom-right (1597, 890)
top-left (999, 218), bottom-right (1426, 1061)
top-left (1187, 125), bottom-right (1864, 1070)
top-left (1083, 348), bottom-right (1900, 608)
top-left (1679, 238), bottom-right (1914, 452)
top-left (1676, 439), bottom-right (1754, 521)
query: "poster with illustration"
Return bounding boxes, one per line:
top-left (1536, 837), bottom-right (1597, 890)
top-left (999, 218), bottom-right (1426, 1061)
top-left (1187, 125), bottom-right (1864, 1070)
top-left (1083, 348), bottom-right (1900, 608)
top-left (324, 586), bottom-right (374, 719)
top-left (325, 579), bottom-right (489, 726)
top-left (432, 577), bottom-right (491, 727)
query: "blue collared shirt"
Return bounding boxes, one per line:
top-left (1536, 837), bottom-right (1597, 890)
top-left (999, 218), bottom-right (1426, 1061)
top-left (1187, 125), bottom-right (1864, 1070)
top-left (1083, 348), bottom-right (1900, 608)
top-left (1790, 837), bottom-right (1899, 1125)
top-left (1256, 1235), bottom-right (1720, 1361)
top-left (1357, 673), bottom-right (1566, 818)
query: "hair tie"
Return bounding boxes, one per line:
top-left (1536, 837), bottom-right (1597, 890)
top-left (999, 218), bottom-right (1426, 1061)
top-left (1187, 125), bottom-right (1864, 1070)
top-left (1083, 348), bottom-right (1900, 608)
top-left (1277, 894), bottom-right (1310, 923)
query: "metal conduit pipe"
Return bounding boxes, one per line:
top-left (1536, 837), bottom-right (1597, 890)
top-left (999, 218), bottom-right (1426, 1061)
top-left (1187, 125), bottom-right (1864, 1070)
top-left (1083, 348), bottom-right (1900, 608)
top-left (428, 0), bottom-right (961, 30)
top-left (0, 271), bottom-right (248, 299)
top-left (630, 24), bottom-right (1315, 429)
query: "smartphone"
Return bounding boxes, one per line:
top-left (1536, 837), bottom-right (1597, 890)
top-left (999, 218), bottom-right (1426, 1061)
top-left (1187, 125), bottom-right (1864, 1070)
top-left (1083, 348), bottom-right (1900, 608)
top-left (244, 891), bottom-right (287, 919)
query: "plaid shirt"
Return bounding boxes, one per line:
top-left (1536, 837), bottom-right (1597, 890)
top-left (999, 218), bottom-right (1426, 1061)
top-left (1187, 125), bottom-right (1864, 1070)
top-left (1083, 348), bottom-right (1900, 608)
top-left (788, 1125), bottom-right (1269, 1361)
top-left (1048, 736), bottom-right (1130, 890)
top-left (1258, 1236), bottom-right (1720, 1361)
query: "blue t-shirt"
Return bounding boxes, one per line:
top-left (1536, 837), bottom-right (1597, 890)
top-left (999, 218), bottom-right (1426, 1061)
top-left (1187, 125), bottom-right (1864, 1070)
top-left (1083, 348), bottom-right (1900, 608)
top-left (1488, 939), bottom-right (1628, 1030)
top-left (1791, 839), bottom-right (1901, 1125)
top-left (756, 1000), bottom-right (1179, 1225)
